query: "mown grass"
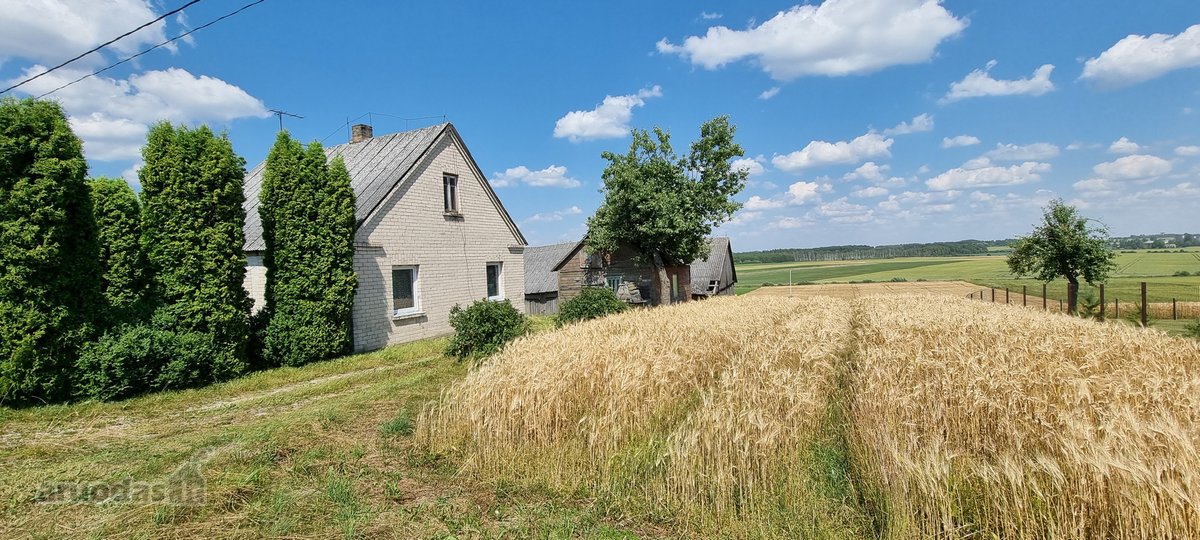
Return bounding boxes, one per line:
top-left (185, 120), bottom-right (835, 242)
top-left (0, 335), bottom-right (651, 539)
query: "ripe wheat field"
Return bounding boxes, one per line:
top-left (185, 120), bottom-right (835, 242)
top-left (421, 295), bottom-right (1200, 539)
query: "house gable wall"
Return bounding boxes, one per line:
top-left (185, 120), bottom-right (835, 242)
top-left (351, 132), bottom-right (525, 351)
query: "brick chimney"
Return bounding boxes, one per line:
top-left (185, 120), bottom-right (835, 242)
top-left (350, 123), bottom-right (373, 143)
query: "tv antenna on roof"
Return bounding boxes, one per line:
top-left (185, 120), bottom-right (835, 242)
top-left (268, 109), bottom-right (304, 131)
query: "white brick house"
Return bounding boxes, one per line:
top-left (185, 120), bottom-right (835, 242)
top-left (242, 123), bottom-right (527, 352)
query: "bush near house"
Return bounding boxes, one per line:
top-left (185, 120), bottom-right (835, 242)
top-left (445, 299), bottom-right (528, 360)
top-left (74, 324), bottom-right (227, 401)
top-left (556, 286), bottom-right (628, 327)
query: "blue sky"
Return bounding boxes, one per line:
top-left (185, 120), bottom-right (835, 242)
top-left (3, 1), bottom-right (1200, 250)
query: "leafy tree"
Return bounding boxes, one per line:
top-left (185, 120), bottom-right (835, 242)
top-left (258, 132), bottom-right (357, 367)
top-left (1007, 199), bottom-right (1116, 314)
top-left (89, 177), bottom-right (153, 325)
top-left (587, 116), bottom-right (747, 305)
top-left (139, 122), bottom-right (251, 380)
top-left (0, 98), bottom-right (103, 404)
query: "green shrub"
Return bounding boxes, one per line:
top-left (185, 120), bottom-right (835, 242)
top-left (1, 98), bottom-right (103, 404)
top-left (1185, 319), bottom-right (1200, 339)
top-left (1174, 270), bottom-right (1192, 277)
top-left (889, 277), bottom-right (908, 282)
top-left (74, 325), bottom-right (228, 401)
top-left (446, 299), bottom-right (528, 360)
top-left (259, 133), bottom-right (356, 368)
top-left (556, 287), bottom-right (628, 327)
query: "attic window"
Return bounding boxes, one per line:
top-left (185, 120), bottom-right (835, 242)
top-left (443, 174), bottom-right (459, 213)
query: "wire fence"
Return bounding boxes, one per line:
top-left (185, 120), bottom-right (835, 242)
top-left (966, 282), bottom-right (1200, 325)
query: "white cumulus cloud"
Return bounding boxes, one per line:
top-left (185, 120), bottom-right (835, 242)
top-left (772, 132), bottom-right (893, 172)
top-left (843, 162), bottom-right (889, 182)
top-left (881, 113), bottom-right (933, 136)
top-left (758, 86), bottom-right (781, 100)
top-left (941, 60), bottom-right (1055, 102)
top-left (656, 0), bottom-right (965, 81)
top-left (4, 66), bottom-right (267, 162)
top-left (553, 86), bottom-right (662, 142)
top-left (490, 165), bottom-right (582, 188)
top-left (851, 186), bottom-right (889, 198)
top-left (731, 156), bottom-right (767, 176)
top-left (1175, 145), bottom-right (1200, 156)
top-left (984, 142), bottom-right (1060, 161)
top-left (0, 0), bottom-right (174, 67)
top-left (524, 205), bottom-right (583, 223)
top-left (1108, 137), bottom-right (1142, 154)
top-left (926, 161), bottom-right (1050, 191)
top-left (1092, 154), bottom-right (1172, 180)
top-left (942, 135), bottom-right (981, 148)
top-left (1081, 24), bottom-right (1200, 87)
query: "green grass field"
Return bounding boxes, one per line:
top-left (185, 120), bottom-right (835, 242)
top-left (0, 320), bottom-right (647, 539)
top-left (736, 249), bottom-right (1200, 305)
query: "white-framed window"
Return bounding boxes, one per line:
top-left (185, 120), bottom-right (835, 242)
top-left (443, 174), bottom-right (459, 213)
top-left (392, 265), bottom-right (420, 317)
top-left (606, 274), bottom-right (623, 292)
top-left (486, 262), bottom-right (502, 300)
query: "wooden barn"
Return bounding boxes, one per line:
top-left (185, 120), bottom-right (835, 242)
top-left (523, 237), bottom-right (737, 314)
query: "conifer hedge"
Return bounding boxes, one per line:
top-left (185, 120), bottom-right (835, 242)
top-left (88, 177), bottom-right (152, 326)
top-left (259, 132), bottom-right (357, 367)
top-left (139, 122), bottom-right (251, 381)
top-left (0, 98), bottom-right (104, 404)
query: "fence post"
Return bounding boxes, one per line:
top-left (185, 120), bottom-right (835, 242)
top-left (1173, 298), bottom-right (1177, 320)
top-left (1115, 298), bottom-right (1119, 318)
top-left (1042, 283), bottom-right (1047, 310)
top-left (991, 288), bottom-right (995, 302)
top-left (1099, 284), bottom-right (1105, 320)
top-left (1005, 288), bottom-right (1010, 304)
top-left (1060, 299), bottom-right (1064, 312)
top-left (1141, 281), bottom-right (1148, 328)
top-left (1023, 285), bottom-right (1027, 307)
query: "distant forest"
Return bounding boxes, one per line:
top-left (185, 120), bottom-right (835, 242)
top-left (734, 234), bottom-right (1200, 264)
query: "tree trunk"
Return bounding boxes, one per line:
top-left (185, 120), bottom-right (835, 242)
top-left (651, 251), bottom-right (671, 306)
top-left (1067, 276), bottom-right (1079, 315)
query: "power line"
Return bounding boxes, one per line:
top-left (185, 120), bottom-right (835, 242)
top-left (1, 0), bottom-right (203, 95)
top-left (29, 0), bottom-right (268, 100)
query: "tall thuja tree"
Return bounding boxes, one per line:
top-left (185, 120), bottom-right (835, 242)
top-left (0, 98), bottom-right (103, 404)
top-left (260, 132), bottom-right (357, 366)
top-left (88, 177), bottom-right (152, 326)
top-left (139, 122), bottom-right (251, 380)
top-left (587, 116), bottom-right (747, 305)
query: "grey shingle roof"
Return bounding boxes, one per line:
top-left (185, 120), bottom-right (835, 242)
top-left (524, 241), bottom-right (578, 295)
top-left (690, 237), bottom-right (733, 294)
top-left (242, 123), bottom-right (447, 252)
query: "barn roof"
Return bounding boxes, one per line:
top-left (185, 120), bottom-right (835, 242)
top-left (242, 123), bottom-right (525, 252)
top-left (690, 237), bottom-right (736, 295)
top-left (523, 241), bottom-right (578, 295)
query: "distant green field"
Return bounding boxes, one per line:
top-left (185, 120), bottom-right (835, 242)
top-left (736, 250), bottom-right (1200, 304)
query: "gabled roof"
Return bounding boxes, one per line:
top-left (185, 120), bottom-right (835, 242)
top-left (523, 241), bottom-right (578, 295)
top-left (242, 123), bottom-right (525, 252)
top-left (690, 237), bottom-right (736, 294)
